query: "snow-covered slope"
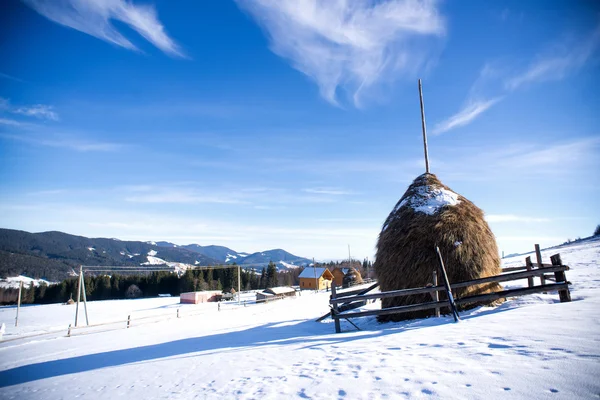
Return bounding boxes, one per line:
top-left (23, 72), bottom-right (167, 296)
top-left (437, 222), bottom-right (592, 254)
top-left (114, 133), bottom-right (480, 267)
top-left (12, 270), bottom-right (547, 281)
top-left (0, 276), bottom-right (56, 289)
top-left (0, 239), bottom-right (598, 399)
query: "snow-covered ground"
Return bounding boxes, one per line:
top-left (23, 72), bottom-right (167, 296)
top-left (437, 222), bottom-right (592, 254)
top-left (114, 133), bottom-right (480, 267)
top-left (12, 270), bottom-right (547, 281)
top-left (0, 239), bottom-right (598, 399)
top-left (0, 276), bottom-right (55, 290)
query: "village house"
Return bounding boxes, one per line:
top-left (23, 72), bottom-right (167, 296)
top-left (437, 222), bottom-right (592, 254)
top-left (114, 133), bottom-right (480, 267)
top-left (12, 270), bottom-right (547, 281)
top-left (298, 267), bottom-right (333, 290)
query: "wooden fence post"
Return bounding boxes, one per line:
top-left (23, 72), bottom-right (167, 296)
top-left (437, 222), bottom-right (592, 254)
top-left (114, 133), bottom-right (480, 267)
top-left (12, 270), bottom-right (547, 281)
top-left (535, 244), bottom-right (546, 287)
top-left (67, 323), bottom-right (71, 337)
top-left (330, 284), bottom-right (341, 333)
top-left (525, 256), bottom-right (534, 288)
top-left (177, 308), bottom-right (180, 318)
top-left (127, 315), bottom-right (131, 328)
top-left (435, 246), bottom-right (460, 322)
top-left (550, 254), bottom-right (571, 302)
top-left (432, 270), bottom-right (440, 317)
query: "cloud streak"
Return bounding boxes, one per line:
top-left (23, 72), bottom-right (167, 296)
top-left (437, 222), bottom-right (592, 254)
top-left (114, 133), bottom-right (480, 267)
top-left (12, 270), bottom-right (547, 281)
top-left (432, 97), bottom-right (501, 135)
top-left (235, 0), bottom-right (444, 107)
top-left (486, 214), bottom-right (550, 223)
top-left (0, 133), bottom-right (123, 152)
top-left (22, 0), bottom-right (185, 57)
top-left (433, 22), bottom-right (599, 135)
top-left (505, 24), bottom-right (600, 90)
top-left (302, 187), bottom-right (355, 196)
top-left (0, 97), bottom-right (59, 121)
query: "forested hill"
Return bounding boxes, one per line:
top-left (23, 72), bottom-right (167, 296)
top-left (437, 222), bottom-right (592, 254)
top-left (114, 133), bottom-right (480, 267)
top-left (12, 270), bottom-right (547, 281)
top-left (0, 229), bottom-right (218, 280)
top-left (0, 228), bottom-right (312, 280)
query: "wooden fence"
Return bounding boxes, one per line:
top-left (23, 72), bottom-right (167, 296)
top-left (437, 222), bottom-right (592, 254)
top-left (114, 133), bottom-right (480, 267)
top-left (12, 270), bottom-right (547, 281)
top-left (328, 246), bottom-right (572, 333)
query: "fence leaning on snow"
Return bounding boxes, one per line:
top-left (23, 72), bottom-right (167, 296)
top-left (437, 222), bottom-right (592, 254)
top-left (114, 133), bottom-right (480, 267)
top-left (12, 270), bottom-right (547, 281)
top-left (328, 244), bottom-right (572, 333)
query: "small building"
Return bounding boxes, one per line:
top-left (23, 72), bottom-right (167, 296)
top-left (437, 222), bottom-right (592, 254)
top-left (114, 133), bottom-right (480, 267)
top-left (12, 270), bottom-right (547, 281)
top-left (180, 290), bottom-right (222, 304)
top-left (299, 267), bottom-right (333, 290)
top-left (256, 286), bottom-right (296, 301)
top-left (331, 267), bottom-right (350, 287)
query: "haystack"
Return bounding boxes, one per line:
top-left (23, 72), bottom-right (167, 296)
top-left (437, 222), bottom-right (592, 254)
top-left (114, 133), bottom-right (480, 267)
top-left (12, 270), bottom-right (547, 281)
top-left (342, 268), bottom-right (363, 288)
top-left (374, 173), bottom-right (502, 321)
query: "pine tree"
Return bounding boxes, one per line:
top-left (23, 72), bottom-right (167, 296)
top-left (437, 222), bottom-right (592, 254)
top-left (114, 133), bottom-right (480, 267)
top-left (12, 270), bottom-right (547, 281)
top-left (266, 261), bottom-right (278, 288)
top-left (259, 268), bottom-right (266, 289)
top-left (205, 268), bottom-right (214, 289)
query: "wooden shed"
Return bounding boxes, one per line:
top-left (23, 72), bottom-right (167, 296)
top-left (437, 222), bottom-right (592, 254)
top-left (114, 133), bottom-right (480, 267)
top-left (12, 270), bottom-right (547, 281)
top-left (330, 267), bottom-right (350, 287)
top-left (256, 286), bottom-right (296, 301)
top-left (299, 267), bottom-right (333, 290)
top-left (180, 290), bottom-right (222, 304)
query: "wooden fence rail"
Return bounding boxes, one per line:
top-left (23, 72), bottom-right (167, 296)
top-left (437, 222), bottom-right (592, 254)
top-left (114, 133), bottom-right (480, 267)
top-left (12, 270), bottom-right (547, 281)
top-left (328, 246), bottom-right (571, 333)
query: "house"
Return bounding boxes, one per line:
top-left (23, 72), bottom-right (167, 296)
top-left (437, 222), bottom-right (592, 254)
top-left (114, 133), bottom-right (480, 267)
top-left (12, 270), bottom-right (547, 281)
top-left (298, 267), bottom-right (333, 290)
top-left (256, 286), bottom-right (297, 302)
top-left (180, 290), bottom-right (222, 304)
top-left (330, 267), bottom-right (350, 287)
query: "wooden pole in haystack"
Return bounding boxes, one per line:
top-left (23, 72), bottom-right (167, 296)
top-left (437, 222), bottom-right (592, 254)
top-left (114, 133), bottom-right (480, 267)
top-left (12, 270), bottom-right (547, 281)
top-left (435, 246), bottom-right (460, 322)
top-left (418, 79), bottom-right (430, 174)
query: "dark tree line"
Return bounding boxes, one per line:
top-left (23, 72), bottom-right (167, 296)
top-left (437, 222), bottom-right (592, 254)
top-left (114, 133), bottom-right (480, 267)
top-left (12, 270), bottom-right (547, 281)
top-left (1, 262), bottom-right (304, 305)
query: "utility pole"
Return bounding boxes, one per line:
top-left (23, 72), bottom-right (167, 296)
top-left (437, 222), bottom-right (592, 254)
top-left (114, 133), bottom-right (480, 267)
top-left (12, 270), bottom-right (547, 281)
top-left (418, 79), bottom-right (430, 174)
top-left (313, 258), bottom-right (318, 291)
top-left (348, 245), bottom-right (352, 267)
top-left (75, 266), bottom-right (82, 327)
top-left (15, 281), bottom-right (22, 327)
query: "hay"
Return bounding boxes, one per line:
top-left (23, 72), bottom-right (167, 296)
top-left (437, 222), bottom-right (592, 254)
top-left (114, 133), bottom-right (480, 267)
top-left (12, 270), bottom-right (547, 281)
top-left (342, 268), bottom-right (363, 288)
top-left (374, 173), bottom-right (502, 322)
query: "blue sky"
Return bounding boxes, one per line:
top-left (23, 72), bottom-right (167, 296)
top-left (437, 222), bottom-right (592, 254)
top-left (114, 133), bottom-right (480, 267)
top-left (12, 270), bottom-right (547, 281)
top-left (1, 0), bottom-right (599, 260)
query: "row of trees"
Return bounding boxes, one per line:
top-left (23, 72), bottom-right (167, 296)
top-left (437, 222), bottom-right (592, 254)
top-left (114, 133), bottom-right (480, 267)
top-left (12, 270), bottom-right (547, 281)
top-left (1, 262), bottom-right (304, 305)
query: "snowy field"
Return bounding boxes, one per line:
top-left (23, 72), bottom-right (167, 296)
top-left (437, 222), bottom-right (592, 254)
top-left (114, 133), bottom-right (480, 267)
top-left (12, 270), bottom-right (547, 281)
top-left (0, 238), bottom-right (599, 399)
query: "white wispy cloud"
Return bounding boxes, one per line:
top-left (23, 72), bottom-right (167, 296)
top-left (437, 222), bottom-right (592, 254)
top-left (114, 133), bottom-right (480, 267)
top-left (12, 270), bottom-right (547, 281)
top-left (505, 23), bottom-right (600, 90)
top-left (235, 0), bottom-right (444, 106)
top-left (0, 133), bottom-right (122, 152)
top-left (0, 97), bottom-right (59, 121)
top-left (434, 23), bottom-right (599, 135)
top-left (125, 193), bottom-right (247, 205)
top-left (302, 187), bottom-right (354, 196)
top-left (22, 0), bottom-right (185, 57)
top-left (13, 104), bottom-right (59, 121)
top-left (0, 118), bottom-right (25, 127)
top-left (432, 97), bottom-right (501, 135)
top-left (486, 214), bottom-right (550, 223)
top-left (0, 72), bottom-right (24, 83)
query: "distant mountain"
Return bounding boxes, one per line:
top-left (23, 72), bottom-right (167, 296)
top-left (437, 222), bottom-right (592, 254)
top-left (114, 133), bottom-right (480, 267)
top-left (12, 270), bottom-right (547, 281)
top-left (182, 244), bottom-right (244, 262)
top-left (238, 249), bottom-right (311, 270)
top-left (0, 228), bottom-right (313, 280)
top-left (0, 229), bottom-right (218, 280)
top-left (182, 245), bottom-right (310, 270)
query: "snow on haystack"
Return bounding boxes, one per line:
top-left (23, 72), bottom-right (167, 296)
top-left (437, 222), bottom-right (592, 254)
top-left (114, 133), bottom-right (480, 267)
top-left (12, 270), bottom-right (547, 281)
top-left (384, 183), bottom-right (460, 231)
